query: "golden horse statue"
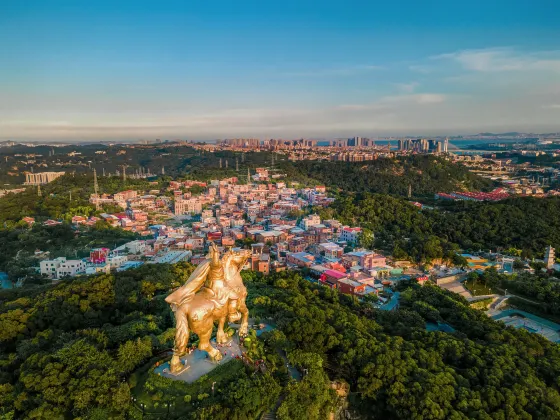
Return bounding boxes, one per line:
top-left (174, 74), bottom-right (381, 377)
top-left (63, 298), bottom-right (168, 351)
top-left (165, 244), bottom-right (251, 373)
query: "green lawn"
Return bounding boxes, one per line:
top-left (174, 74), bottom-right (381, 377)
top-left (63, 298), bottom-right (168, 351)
top-left (463, 279), bottom-right (496, 297)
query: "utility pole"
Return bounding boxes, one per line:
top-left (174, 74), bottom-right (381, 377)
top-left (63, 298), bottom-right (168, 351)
top-left (225, 159), bottom-right (228, 169)
top-left (236, 158), bottom-right (239, 171)
top-left (162, 166), bottom-right (165, 175)
top-left (122, 165), bottom-right (126, 183)
top-left (219, 158), bottom-right (222, 169)
top-left (247, 167), bottom-right (250, 185)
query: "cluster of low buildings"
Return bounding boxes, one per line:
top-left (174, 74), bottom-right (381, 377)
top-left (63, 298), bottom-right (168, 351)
top-left (37, 241), bottom-right (151, 279)
top-left (32, 177), bottom-right (418, 299)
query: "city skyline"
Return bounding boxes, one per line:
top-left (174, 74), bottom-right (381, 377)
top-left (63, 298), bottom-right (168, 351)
top-left (1, 0), bottom-right (559, 141)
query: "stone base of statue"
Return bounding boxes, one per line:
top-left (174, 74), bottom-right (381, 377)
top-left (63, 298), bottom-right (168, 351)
top-left (154, 338), bottom-right (243, 383)
top-left (163, 357), bottom-right (190, 376)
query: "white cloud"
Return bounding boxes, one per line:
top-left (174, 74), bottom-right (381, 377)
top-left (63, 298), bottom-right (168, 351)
top-left (337, 93), bottom-right (445, 111)
top-left (434, 47), bottom-right (560, 72)
top-left (395, 82), bottom-right (419, 93)
top-left (383, 93), bottom-right (446, 104)
top-left (283, 65), bottom-right (383, 77)
top-left (409, 64), bottom-right (434, 74)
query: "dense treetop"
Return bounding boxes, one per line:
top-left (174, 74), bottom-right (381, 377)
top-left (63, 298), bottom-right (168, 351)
top-left (320, 194), bottom-right (560, 261)
top-left (2, 266), bottom-right (560, 419)
top-left (284, 155), bottom-right (494, 197)
top-left (0, 223), bottom-right (137, 282)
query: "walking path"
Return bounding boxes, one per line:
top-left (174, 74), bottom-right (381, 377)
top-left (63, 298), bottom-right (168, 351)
top-left (261, 349), bottom-right (302, 419)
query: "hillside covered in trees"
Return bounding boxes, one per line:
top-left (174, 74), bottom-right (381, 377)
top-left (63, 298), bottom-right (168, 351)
top-left (284, 155), bottom-right (494, 197)
top-left (2, 267), bottom-right (560, 419)
top-left (0, 223), bottom-right (137, 282)
top-left (321, 194), bottom-right (560, 261)
top-left (0, 173), bottom-right (160, 225)
top-left (0, 144), bottom-right (274, 187)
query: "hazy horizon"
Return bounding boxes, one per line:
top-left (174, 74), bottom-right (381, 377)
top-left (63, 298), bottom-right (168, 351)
top-left (1, 1), bottom-right (559, 141)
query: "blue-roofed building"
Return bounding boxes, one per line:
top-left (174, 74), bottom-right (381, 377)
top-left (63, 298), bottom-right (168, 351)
top-left (116, 261), bottom-right (144, 272)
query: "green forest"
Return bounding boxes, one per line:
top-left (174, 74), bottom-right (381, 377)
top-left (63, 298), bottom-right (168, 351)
top-left (0, 144), bottom-right (274, 187)
top-left (0, 223), bottom-right (137, 282)
top-left (0, 144), bottom-right (492, 198)
top-left (283, 155), bottom-right (495, 197)
top-left (2, 267), bottom-right (560, 419)
top-left (0, 173), bottom-right (159, 225)
top-left (320, 194), bottom-right (560, 261)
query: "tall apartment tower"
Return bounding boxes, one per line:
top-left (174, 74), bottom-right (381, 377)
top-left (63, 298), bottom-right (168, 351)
top-left (544, 245), bottom-right (555, 269)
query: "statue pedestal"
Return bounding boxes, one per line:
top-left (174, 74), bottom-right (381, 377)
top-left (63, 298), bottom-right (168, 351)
top-left (155, 338), bottom-right (243, 383)
top-left (163, 364), bottom-right (190, 376)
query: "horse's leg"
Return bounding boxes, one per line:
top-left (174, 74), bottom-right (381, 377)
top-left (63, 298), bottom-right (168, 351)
top-left (170, 306), bottom-right (189, 373)
top-left (216, 315), bottom-right (229, 344)
top-left (198, 329), bottom-right (222, 362)
top-left (198, 324), bottom-right (222, 361)
top-left (238, 297), bottom-right (249, 337)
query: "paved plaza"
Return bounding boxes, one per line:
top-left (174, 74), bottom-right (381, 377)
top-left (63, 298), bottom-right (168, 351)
top-left (154, 337), bottom-right (243, 383)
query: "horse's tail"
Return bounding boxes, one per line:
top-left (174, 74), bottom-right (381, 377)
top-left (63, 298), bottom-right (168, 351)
top-left (174, 306), bottom-right (190, 355)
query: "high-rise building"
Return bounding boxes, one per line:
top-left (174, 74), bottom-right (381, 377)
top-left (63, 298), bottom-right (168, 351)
top-left (443, 138), bottom-right (449, 153)
top-left (398, 139), bottom-right (404, 151)
top-left (347, 137), bottom-right (361, 147)
top-left (428, 139), bottom-right (437, 151)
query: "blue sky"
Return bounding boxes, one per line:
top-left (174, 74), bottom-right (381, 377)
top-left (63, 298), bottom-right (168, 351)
top-left (1, 0), bottom-right (559, 141)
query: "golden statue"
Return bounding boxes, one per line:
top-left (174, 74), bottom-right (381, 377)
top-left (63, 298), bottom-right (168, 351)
top-left (165, 243), bottom-right (251, 373)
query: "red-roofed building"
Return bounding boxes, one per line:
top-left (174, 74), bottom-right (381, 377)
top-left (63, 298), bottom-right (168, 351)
top-left (339, 226), bottom-right (361, 243)
top-left (416, 275), bottom-right (430, 286)
top-left (71, 216), bottom-right (87, 225)
top-left (319, 269), bottom-right (347, 289)
top-left (338, 278), bottom-right (367, 296)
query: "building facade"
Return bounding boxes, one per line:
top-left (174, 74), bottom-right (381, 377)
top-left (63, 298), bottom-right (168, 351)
top-left (24, 171), bottom-right (65, 185)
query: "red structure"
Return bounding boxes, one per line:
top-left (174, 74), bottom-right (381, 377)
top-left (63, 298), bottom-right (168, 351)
top-left (90, 248), bottom-right (110, 264)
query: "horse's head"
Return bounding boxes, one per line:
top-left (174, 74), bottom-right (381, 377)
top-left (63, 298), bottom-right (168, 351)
top-left (223, 248), bottom-right (250, 277)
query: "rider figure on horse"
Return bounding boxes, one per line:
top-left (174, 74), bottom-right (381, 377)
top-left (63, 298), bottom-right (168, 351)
top-left (173, 242), bottom-right (241, 322)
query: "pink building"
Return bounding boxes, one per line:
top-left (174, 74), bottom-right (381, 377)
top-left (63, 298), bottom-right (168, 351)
top-left (342, 251), bottom-right (386, 270)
